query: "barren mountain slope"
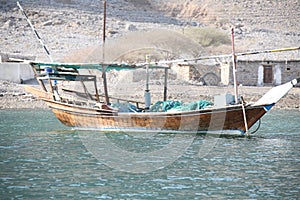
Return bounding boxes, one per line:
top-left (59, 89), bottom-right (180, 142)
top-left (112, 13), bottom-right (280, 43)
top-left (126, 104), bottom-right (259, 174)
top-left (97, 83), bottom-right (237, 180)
top-left (0, 0), bottom-right (299, 61)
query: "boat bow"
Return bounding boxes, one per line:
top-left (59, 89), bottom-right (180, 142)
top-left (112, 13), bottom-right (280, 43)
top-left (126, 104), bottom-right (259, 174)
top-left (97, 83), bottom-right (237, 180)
top-left (254, 77), bottom-right (300, 107)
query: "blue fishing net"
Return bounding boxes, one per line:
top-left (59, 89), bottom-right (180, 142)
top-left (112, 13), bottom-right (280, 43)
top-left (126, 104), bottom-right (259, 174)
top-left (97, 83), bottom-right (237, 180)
top-left (150, 100), bottom-right (183, 112)
top-left (150, 100), bottom-right (213, 112)
top-left (111, 102), bottom-right (142, 112)
top-left (171, 100), bottom-right (213, 112)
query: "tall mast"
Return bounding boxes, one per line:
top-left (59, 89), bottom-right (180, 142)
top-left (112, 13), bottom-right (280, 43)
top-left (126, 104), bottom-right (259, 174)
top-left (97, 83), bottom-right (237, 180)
top-left (102, 0), bottom-right (110, 104)
top-left (102, 0), bottom-right (107, 44)
top-left (231, 28), bottom-right (239, 104)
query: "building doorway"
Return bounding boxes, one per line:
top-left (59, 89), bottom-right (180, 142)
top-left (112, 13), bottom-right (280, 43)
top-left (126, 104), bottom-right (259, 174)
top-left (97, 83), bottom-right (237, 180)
top-left (263, 65), bottom-right (273, 84)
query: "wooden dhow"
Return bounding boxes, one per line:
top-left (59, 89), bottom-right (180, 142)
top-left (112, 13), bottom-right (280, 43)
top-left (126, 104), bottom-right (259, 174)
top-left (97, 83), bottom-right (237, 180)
top-left (16, 1), bottom-right (299, 136)
top-left (23, 61), bottom-right (299, 136)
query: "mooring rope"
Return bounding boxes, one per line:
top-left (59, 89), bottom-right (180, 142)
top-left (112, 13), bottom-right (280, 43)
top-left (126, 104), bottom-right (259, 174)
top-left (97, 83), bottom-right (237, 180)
top-left (240, 96), bottom-right (250, 136)
top-left (250, 119), bottom-right (261, 134)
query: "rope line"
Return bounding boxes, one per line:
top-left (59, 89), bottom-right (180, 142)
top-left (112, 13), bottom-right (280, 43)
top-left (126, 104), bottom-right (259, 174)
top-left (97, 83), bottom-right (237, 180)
top-left (17, 1), bottom-right (53, 62)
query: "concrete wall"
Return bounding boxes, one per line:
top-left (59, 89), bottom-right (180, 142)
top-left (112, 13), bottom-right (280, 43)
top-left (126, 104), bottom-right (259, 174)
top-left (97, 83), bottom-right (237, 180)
top-left (220, 62), bottom-right (230, 86)
top-left (173, 59), bottom-right (300, 86)
top-left (236, 60), bottom-right (300, 86)
top-left (0, 63), bottom-right (34, 83)
top-left (235, 61), bottom-right (260, 86)
top-left (159, 60), bottom-right (300, 86)
top-left (172, 65), bottom-right (190, 81)
top-left (174, 63), bottom-right (221, 86)
top-left (218, 60), bottom-right (300, 86)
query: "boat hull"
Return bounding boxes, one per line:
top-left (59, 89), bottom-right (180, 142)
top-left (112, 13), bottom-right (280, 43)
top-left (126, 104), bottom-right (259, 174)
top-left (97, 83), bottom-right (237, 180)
top-left (44, 99), bottom-right (270, 134)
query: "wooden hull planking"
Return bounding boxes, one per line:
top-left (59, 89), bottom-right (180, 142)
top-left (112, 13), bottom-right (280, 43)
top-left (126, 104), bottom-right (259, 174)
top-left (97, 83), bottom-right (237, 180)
top-left (44, 99), bottom-right (269, 134)
top-left (24, 85), bottom-right (53, 100)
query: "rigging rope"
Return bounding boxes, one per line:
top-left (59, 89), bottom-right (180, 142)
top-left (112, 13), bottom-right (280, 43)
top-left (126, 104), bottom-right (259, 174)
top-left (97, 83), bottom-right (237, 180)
top-left (17, 1), bottom-right (53, 62)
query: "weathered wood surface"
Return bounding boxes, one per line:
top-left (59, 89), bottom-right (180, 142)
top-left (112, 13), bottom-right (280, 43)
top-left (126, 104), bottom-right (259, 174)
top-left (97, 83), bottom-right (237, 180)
top-left (24, 85), bottom-right (53, 100)
top-left (44, 99), bottom-right (267, 133)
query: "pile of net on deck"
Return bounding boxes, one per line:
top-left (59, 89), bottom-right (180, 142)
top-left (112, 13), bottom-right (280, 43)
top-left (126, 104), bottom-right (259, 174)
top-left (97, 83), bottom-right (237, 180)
top-left (110, 102), bottom-right (143, 113)
top-left (150, 100), bottom-right (213, 112)
top-left (111, 100), bottom-right (213, 113)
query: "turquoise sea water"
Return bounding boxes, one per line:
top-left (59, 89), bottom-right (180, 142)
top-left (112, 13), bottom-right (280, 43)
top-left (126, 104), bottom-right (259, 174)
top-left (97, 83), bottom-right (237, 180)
top-left (0, 109), bottom-right (299, 199)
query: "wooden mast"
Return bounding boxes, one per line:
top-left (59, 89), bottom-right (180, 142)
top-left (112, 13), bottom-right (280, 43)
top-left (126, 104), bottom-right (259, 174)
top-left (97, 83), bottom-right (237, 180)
top-left (144, 56), bottom-right (151, 110)
top-left (163, 67), bottom-right (168, 101)
top-left (102, 0), bottom-right (110, 104)
top-left (231, 28), bottom-right (239, 104)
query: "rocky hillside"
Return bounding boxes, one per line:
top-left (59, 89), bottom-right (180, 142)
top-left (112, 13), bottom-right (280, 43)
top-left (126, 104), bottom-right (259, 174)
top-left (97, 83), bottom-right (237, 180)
top-left (151, 0), bottom-right (300, 32)
top-left (1, 0), bottom-right (299, 61)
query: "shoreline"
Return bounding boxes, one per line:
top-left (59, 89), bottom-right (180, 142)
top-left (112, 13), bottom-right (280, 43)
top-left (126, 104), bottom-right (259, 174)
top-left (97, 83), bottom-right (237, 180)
top-left (0, 81), bottom-right (299, 110)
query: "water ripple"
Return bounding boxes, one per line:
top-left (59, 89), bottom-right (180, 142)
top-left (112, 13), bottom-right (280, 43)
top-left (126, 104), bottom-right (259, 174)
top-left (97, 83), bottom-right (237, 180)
top-left (0, 109), bottom-right (299, 199)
